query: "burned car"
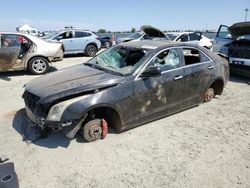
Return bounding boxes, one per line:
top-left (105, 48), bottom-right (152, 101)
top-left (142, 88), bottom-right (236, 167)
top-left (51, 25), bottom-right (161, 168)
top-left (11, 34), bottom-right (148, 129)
top-left (116, 25), bottom-right (170, 44)
top-left (212, 22), bottom-right (250, 78)
top-left (0, 32), bottom-right (63, 75)
top-left (23, 41), bottom-right (229, 142)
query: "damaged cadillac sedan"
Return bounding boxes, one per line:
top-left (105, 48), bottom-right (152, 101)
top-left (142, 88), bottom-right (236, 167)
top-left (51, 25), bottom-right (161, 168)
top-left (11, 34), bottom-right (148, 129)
top-left (23, 41), bottom-right (229, 142)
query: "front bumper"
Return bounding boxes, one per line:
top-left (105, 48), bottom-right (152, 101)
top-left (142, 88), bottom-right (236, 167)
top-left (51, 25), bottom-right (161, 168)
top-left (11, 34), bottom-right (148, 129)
top-left (25, 105), bottom-right (80, 139)
top-left (25, 105), bottom-right (46, 129)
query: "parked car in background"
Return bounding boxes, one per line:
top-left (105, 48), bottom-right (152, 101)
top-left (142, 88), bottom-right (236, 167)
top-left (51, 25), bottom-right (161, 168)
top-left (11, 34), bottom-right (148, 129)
top-left (0, 32), bottom-right (63, 74)
top-left (116, 25), bottom-right (170, 44)
top-left (99, 36), bottom-right (112, 48)
top-left (23, 40), bottom-right (229, 142)
top-left (44, 28), bottom-right (101, 57)
top-left (212, 22), bottom-right (250, 78)
top-left (166, 32), bottom-right (213, 49)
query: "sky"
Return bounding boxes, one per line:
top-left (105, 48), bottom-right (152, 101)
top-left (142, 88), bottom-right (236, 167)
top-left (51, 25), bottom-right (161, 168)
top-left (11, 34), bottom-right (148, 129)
top-left (0, 0), bottom-right (249, 32)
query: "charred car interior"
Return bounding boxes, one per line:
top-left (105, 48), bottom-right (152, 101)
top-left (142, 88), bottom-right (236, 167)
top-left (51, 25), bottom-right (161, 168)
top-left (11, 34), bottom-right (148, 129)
top-left (22, 41), bottom-right (229, 142)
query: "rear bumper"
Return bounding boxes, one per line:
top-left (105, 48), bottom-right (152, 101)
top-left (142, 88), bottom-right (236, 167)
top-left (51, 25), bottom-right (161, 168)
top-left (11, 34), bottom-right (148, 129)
top-left (229, 57), bottom-right (250, 78)
top-left (49, 49), bottom-right (64, 62)
top-left (229, 57), bottom-right (250, 67)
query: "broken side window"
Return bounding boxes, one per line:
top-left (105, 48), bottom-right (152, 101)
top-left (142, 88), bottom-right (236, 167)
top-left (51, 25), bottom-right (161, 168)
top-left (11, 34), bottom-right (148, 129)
top-left (183, 48), bottom-right (210, 65)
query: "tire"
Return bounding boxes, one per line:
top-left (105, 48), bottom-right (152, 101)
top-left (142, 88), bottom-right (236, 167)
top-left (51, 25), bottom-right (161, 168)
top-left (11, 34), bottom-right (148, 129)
top-left (28, 57), bottom-right (49, 75)
top-left (104, 41), bottom-right (111, 49)
top-left (203, 88), bottom-right (214, 102)
top-left (82, 119), bottom-right (103, 142)
top-left (85, 44), bottom-right (97, 57)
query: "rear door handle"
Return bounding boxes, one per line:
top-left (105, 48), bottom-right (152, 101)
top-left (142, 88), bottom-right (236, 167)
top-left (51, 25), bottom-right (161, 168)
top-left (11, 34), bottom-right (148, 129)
top-left (208, 65), bottom-right (215, 70)
top-left (174, 75), bottom-right (183, 81)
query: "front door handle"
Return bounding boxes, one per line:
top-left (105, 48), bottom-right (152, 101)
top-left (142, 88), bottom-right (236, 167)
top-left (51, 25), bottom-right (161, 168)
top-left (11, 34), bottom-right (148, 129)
top-left (208, 65), bottom-right (215, 70)
top-left (174, 75), bottom-right (183, 81)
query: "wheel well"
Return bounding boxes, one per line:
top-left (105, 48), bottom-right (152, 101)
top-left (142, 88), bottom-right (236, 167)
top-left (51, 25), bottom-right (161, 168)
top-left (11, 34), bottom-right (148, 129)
top-left (210, 79), bottom-right (224, 95)
top-left (27, 56), bottom-right (49, 68)
top-left (86, 43), bottom-right (97, 49)
top-left (86, 107), bottom-right (122, 133)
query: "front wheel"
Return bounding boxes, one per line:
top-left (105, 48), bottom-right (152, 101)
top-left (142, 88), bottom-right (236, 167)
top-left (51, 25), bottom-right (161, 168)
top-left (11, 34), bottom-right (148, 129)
top-left (85, 45), bottom-right (97, 57)
top-left (203, 88), bottom-right (214, 102)
top-left (82, 119), bottom-right (103, 142)
top-left (28, 57), bottom-right (49, 75)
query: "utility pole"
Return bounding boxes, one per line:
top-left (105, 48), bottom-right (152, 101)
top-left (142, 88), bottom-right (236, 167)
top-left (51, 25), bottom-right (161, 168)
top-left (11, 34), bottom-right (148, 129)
top-left (245, 8), bottom-right (249, 22)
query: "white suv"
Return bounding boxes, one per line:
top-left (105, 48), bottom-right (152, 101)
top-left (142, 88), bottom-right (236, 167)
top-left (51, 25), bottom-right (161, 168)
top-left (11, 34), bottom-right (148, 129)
top-left (44, 29), bottom-right (101, 57)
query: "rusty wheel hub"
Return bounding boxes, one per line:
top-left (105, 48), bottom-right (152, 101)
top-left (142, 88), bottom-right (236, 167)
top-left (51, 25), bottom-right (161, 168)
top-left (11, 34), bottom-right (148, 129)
top-left (89, 124), bottom-right (102, 139)
top-left (204, 88), bottom-right (214, 102)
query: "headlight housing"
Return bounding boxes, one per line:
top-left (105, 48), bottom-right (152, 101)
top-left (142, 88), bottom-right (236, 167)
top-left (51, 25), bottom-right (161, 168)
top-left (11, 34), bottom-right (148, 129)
top-left (47, 95), bottom-right (91, 122)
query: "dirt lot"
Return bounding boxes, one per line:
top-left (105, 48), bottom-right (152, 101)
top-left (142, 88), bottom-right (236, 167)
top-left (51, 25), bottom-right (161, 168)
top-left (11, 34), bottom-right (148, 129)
top-left (0, 55), bottom-right (250, 188)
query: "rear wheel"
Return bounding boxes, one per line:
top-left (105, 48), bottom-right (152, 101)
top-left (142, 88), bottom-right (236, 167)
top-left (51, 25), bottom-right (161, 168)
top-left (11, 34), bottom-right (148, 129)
top-left (82, 119), bottom-right (103, 142)
top-left (85, 45), bottom-right (97, 57)
top-left (28, 57), bottom-right (49, 75)
top-left (104, 41), bottom-right (111, 48)
top-left (203, 88), bottom-right (214, 102)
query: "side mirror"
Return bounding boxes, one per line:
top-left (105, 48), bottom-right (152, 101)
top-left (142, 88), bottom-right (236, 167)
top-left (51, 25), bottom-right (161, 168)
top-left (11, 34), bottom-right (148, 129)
top-left (140, 66), bottom-right (161, 77)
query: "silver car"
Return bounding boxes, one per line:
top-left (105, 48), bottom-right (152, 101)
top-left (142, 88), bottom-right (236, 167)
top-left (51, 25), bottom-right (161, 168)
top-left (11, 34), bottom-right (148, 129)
top-left (44, 29), bottom-right (101, 57)
top-left (0, 32), bottom-right (63, 75)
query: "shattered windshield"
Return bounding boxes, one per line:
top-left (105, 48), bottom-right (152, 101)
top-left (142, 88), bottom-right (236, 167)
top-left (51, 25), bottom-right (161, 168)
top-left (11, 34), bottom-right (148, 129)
top-left (128, 32), bottom-right (144, 39)
top-left (85, 45), bottom-right (149, 75)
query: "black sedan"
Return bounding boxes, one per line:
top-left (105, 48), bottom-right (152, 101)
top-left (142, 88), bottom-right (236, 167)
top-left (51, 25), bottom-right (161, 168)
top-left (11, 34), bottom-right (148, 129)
top-left (23, 41), bottom-right (229, 142)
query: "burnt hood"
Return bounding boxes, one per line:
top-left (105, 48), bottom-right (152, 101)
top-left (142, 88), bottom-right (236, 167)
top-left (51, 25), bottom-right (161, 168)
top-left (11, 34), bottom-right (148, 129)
top-left (229, 22), bottom-right (250, 39)
top-left (24, 64), bottom-right (124, 103)
top-left (140, 25), bottom-right (166, 38)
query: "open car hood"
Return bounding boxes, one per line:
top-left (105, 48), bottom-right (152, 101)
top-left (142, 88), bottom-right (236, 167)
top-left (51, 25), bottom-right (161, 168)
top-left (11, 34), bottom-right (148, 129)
top-left (140, 25), bottom-right (166, 38)
top-left (229, 22), bottom-right (250, 39)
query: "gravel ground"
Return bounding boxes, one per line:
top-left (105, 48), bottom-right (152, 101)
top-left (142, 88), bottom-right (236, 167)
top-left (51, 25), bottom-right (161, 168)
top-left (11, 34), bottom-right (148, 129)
top-left (0, 55), bottom-right (250, 188)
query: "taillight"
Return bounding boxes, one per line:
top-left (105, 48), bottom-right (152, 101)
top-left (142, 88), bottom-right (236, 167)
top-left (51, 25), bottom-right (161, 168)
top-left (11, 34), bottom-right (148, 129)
top-left (96, 37), bottom-right (100, 41)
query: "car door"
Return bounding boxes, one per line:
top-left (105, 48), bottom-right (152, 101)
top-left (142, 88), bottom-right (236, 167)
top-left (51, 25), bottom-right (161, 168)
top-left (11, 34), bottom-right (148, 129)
top-left (74, 31), bottom-right (90, 51)
top-left (212, 25), bottom-right (232, 53)
top-left (54, 31), bottom-right (74, 52)
top-left (180, 47), bottom-right (215, 107)
top-left (176, 33), bottom-right (189, 42)
top-left (132, 48), bottom-right (186, 124)
top-left (0, 34), bottom-right (21, 71)
top-left (188, 32), bottom-right (202, 45)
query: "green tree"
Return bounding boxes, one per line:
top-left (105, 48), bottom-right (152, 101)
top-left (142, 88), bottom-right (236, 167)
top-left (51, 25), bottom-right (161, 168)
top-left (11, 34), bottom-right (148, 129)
top-left (131, 27), bottom-right (136, 33)
top-left (98, 29), bottom-right (107, 33)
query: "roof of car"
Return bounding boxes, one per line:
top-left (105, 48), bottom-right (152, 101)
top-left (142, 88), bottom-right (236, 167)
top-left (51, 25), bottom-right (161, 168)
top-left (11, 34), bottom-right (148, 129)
top-left (166, 32), bottom-right (199, 35)
top-left (0, 31), bottom-right (28, 35)
top-left (119, 40), bottom-right (172, 49)
top-left (118, 40), bottom-right (206, 50)
top-left (56, 28), bottom-right (92, 32)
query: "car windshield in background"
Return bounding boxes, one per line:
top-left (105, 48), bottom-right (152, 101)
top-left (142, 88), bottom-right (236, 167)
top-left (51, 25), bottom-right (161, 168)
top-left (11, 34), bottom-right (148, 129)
top-left (85, 45), bottom-right (149, 75)
top-left (43, 31), bottom-right (59, 39)
top-left (128, 32), bottom-right (144, 39)
top-left (165, 34), bottom-right (178, 41)
top-left (237, 35), bottom-right (250, 41)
